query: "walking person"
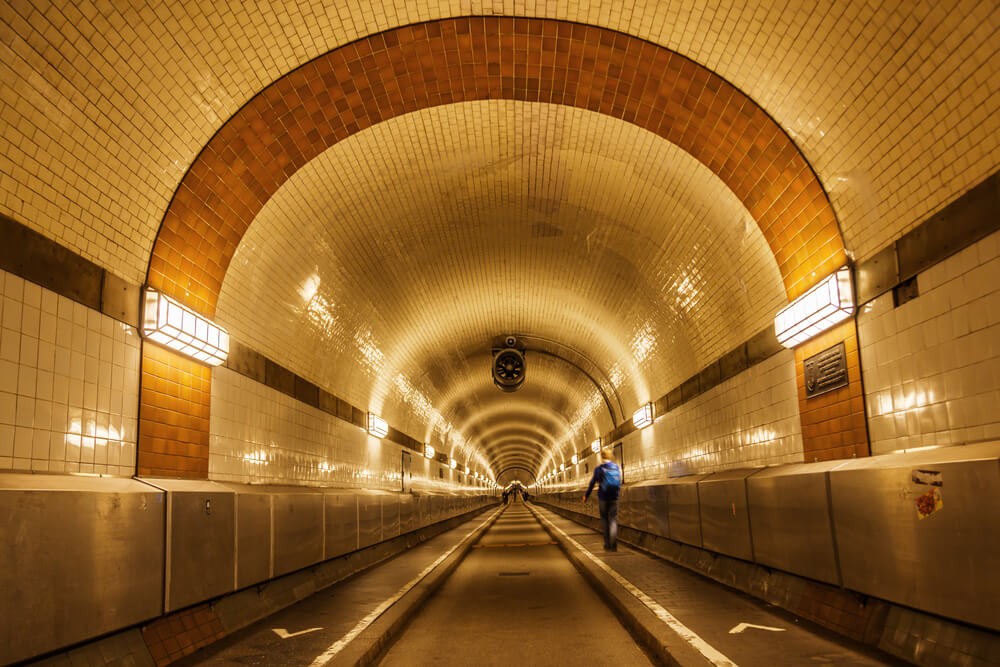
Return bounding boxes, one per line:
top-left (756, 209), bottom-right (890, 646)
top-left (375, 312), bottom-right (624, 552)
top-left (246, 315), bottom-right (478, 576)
top-left (582, 448), bottom-right (622, 551)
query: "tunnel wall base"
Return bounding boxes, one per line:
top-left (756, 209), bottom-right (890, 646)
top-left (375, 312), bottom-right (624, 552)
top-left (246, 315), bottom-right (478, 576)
top-left (539, 502), bottom-right (999, 667)
top-left (1, 474), bottom-right (498, 666)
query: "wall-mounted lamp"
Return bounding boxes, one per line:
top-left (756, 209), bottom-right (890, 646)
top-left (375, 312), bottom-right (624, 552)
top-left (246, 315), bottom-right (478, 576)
top-left (424, 444), bottom-right (435, 459)
top-left (367, 413), bottom-right (389, 438)
top-left (449, 458), bottom-right (457, 470)
top-left (590, 438), bottom-right (601, 453)
top-left (632, 402), bottom-right (654, 429)
top-left (774, 266), bottom-right (854, 348)
top-left (464, 466), bottom-right (470, 475)
top-left (142, 288), bottom-right (229, 366)
top-left (571, 454), bottom-right (579, 465)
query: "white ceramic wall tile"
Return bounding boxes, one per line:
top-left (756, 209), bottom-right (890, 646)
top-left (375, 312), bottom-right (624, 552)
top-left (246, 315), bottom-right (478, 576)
top-left (0, 269), bottom-right (140, 474)
top-left (209, 367), bottom-right (487, 490)
top-left (859, 229), bottom-right (1000, 455)
top-left (541, 349), bottom-right (803, 487)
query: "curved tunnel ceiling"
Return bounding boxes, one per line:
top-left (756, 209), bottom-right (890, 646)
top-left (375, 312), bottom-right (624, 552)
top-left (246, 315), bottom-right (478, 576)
top-left (3, 5), bottom-right (994, 483)
top-left (216, 100), bottom-right (787, 479)
top-left (158, 16), bottom-right (838, 484)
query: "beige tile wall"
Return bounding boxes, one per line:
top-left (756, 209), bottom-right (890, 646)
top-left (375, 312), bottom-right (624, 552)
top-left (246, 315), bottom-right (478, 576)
top-left (209, 366), bottom-right (491, 490)
top-left (859, 229), bottom-right (1000, 454)
top-left (543, 349), bottom-right (803, 487)
top-left (0, 269), bottom-right (140, 474)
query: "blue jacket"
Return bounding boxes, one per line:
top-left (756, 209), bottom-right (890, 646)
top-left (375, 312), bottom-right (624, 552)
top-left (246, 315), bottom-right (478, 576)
top-left (584, 461), bottom-right (621, 501)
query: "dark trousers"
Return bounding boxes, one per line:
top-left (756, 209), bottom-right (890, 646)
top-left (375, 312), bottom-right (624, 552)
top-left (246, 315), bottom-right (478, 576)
top-left (598, 498), bottom-right (619, 549)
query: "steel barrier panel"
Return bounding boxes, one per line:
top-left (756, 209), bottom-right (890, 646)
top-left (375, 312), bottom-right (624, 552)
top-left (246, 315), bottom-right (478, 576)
top-left (698, 469), bottom-right (760, 561)
top-left (746, 461), bottom-right (845, 585)
top-left (357, 493), bottom-right (382, 548)
top-left (272, 490), bottom-right (324, 577)
top-left (233, 489), bottom-right (272, 588)
top-left (665, 475), bottom-right (707, 547)
top-left (324, 492), bottom-right (358, 558)
top-left (0, 474), bottom-right (164, 665)
top-left (829, 442), bottom-right (1000, 631)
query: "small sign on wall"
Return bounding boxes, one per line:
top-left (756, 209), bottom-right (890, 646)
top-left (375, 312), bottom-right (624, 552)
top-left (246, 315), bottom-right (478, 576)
top-left (804, 341), bottom-right (849, 398)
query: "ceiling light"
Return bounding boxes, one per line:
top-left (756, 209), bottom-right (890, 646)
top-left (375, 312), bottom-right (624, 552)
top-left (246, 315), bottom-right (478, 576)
top-left (774, 267), bottom-right (854, 348)
top-left (633, 403), bottom-right (654, 429)
top-left (367, 413), bottom-right (388, 438)
top-left (591, 438), bottom-right (601, 453)
top-left (424, 444), bottom-right (435, 459)
top-left (571, 454), bottom-right (578, 465)
top-left (449, 458), bottom-right (457, 470)
top-left (142, 288), bottom-right (229, 365)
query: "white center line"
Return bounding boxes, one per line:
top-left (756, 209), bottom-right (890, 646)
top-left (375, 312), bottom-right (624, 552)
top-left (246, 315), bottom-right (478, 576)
top-left (308, 507), bottom-right (502, 667)
top-left (533, 508), bottom-right (739, 667)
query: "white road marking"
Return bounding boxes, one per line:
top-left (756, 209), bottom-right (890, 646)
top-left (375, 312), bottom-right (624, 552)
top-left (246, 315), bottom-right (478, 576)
top-left (533, 509), bottom-right (739, 667)
top-left (273, 627), bottom-right (322, 639)
top-left (307, 507), bottom-right (502, 667)
top-left (728, 622), bottom-right (785, 634)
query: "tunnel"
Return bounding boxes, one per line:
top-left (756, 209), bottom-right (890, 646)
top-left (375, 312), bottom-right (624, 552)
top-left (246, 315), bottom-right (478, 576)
top-left (0, 3), bottom-right (998, 666)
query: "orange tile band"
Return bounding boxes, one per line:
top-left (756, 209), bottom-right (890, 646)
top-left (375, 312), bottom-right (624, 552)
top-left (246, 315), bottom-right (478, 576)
top-left (141, 603), bottom-right (225, 666)
top-left (794, 320), bottom-right (870, 462)
top-left (147, 17), bottom-right (844, 314)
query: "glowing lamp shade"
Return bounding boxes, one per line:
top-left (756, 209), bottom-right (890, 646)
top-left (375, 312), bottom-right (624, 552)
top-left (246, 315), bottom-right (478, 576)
top-left (367, 413), bottom-right (389, 438)
top-left (632, 402), bottom-right (654, 429)
top-left (774, 267), bottom-right (854, 348)
top-left (142, 288), bottom-right (229, 366)
top-left (571, 454), bottom-right (579, 465)
top-left (590, 438), bottom-right (601, 453)
top-left (424, 444), bottom-right (435, 459)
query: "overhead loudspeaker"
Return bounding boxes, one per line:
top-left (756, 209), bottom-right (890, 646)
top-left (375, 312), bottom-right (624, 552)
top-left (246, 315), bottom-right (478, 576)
top-left (492, 348), bottom-right (526, 392)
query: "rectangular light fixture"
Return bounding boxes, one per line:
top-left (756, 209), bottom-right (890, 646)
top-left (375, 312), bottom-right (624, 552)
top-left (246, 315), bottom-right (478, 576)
top-left (142, 288), bottom-right (229, 366)
top-left (590, 438), bottom-right (601, 453)
top-left (424, 444), bottom-right (435, 459)
top-left (367, 413), bottom-right (388, 438)
top-left (632, 402), bottom-right (654, 429)
top-left (774, 267), bottom-right (854, 348)
top-left (449, 458), bottom-right (457, 470)
top-left (571, 454), bottom-right (579, 465)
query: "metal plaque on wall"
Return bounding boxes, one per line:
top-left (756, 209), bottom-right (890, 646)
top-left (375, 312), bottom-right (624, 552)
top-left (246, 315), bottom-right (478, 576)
top-left (805, 341), bottom-right (849, 398)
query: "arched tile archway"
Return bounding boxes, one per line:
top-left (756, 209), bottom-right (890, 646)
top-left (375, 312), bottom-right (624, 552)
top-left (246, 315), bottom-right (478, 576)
top-left (148, 17), bottom-right (844, 313)
top-left (140, 17), bottom-right (848, 477)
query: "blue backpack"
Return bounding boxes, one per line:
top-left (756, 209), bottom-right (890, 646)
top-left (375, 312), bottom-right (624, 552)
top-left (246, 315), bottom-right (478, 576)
top-left (599, 462), bottom-right (621, 495)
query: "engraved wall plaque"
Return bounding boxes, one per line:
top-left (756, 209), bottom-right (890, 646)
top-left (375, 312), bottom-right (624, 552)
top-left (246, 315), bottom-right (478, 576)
top-left (804, 342), bottom-right (849, 398)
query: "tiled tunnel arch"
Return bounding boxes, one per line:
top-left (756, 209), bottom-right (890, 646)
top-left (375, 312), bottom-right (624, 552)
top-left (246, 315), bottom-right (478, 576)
top-left (141, 16), bottom-right (847, 477)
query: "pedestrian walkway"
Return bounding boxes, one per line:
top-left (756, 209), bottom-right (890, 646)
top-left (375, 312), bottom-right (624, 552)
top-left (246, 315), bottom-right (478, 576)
top-left (530, 504), bottom-right (907, 666)
top-left (377, 504), bottom-right (654, 666)
top-left (173, 506), bottom-right (502, 667)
